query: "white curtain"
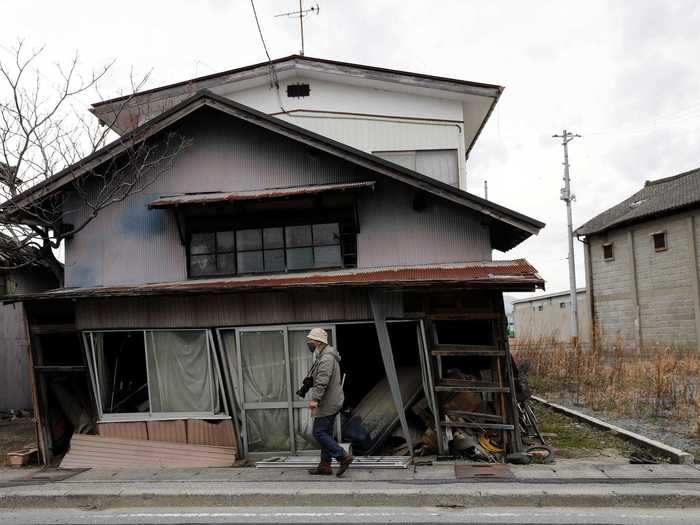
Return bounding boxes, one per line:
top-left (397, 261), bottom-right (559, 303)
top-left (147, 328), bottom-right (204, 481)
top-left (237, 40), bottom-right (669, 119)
top-left (146, 330), bottom-right (215, 413)
top-left (289, 330), bottom-right (322, 450)
top-left (239, 331), bottom-right (287, 403)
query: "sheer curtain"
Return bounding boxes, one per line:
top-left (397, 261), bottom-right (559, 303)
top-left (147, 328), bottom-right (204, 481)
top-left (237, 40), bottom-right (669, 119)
top-left (239, 331), bottom-right (287, 403)
top-left (145, 330), bottom-right (215, 413)
top-left (289, 330), bottom-right (322, 450)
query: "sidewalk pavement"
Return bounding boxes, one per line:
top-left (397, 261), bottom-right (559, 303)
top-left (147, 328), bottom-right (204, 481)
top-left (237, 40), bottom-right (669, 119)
top-left (3, 462), bottom-right (700, 509)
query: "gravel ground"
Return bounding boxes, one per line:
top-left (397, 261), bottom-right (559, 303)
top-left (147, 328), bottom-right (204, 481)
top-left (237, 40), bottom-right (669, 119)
top-left (540, 395), bottom-right (700, 459)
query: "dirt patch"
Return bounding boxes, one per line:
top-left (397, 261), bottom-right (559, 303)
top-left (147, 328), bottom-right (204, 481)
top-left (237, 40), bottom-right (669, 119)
top-left (532, 404), bottom-right (649, 461)
top-left (0, 418), bottom-right (37, 466)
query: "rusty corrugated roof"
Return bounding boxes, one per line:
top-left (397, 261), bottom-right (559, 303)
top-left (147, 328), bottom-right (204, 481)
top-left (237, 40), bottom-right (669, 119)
top-left (4, 260), bottom-right (544, 302)
top-left (148, 181), bottom-right (375, 208)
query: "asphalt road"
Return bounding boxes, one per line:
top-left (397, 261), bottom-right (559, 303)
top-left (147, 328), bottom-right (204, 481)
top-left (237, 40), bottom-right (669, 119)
top-left (2, 506), bottom-right (700, 524)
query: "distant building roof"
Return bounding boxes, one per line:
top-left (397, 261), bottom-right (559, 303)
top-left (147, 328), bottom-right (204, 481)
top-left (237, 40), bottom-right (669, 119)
top-left (511, 288), bottom-right (586, 305)
top-left (576, 167), bottom-right (700, 236)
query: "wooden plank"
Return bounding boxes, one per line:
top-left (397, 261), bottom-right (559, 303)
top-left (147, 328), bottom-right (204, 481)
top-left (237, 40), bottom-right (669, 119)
top-left (430, 344), bottom-right (504, 357)
top-left (29, 324), bottom-right (76, 335)
top-left (60, 434), bottom-right (236, 469)
top-left (445, 410), bottom-right (503, 422)
top-left (435, 382), bottom-right (509, 393)
top-left (441, 421), bottom-right (514, 430)
top-left (427, 313), bottom-right (501, 321)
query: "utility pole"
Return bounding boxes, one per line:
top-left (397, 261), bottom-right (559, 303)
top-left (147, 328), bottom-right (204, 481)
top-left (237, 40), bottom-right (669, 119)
top-left (276, 1), bottom-right (320, 56)
top-left (484, 180), bottom-right (488, 200)
top-left (553, 129), bottom-right (581, 344)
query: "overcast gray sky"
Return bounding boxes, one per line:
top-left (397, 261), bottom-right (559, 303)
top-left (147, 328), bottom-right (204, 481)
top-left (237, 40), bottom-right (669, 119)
top-left (3, 1), bottom-right (700, 297)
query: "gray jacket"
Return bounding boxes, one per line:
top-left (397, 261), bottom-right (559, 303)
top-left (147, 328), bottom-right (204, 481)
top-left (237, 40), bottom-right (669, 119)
top-left (310, 345), bottom-right (344, 418)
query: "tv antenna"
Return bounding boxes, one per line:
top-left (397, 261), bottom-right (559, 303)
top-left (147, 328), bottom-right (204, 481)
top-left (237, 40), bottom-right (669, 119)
top-left (276, 1), bottom-right (320, 56)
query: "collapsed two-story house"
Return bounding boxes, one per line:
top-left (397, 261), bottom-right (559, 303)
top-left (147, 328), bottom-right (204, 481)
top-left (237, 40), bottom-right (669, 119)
top-left (1, 56), bottom-right (545, 467)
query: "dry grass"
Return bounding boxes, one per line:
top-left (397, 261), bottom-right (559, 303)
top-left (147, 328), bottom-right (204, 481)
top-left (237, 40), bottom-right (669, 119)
top-left (511, 335), bottom-right (700, 433)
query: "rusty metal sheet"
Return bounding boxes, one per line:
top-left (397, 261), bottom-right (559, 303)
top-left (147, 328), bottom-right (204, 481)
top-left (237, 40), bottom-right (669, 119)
top-left (148, 181), bottom-right (375, 208)
top-left (59, 434), bottom-right (236, 469)
top-left (9, 260), bottom-right (544, 302)
top-left (97, 422), bottom-right (148, 441)
top-left (186, 419), bottom-right (236, 449)
top-left (146, 420), bottom-right (187, 443)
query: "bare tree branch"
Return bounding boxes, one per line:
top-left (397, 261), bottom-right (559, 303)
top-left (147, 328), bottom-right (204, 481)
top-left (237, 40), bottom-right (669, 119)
top-left (0, 42), bottom-right (190, 286)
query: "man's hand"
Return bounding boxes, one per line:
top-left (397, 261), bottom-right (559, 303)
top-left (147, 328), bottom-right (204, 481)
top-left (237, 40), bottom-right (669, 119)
top-left (309, 399), bottom-right (318, 411)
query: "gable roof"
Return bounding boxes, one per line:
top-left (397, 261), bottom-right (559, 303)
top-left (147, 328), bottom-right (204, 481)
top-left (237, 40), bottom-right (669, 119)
top-left (0, 90), bottom-right (544, 251)
top-left (90, 54), bottom-right (503, 156)
top-left (576, 167), bottom-right (700, 237)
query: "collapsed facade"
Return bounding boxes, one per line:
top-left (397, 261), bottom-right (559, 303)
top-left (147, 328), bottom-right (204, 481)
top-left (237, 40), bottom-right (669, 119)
top-left (1, 58), bottom-right (545, 466)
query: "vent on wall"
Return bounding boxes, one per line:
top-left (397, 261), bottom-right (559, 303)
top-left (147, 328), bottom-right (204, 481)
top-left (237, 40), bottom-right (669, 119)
top-left (287, 83), bottom-right (310, 98)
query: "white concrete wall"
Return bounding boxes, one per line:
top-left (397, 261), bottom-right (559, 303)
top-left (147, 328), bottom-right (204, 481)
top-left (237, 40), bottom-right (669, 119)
top-left (513, 291), bottom-right (590, 343)
top-left (112, 75), bottom-right (470, 188)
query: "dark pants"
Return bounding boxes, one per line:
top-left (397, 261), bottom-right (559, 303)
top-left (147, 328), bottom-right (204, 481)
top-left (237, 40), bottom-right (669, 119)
top-left (312, 414), bottom-right (346, 462)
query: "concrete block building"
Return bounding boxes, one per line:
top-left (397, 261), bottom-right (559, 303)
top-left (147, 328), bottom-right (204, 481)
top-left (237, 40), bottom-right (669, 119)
top-left (576, 168), bottom-right (700, 349)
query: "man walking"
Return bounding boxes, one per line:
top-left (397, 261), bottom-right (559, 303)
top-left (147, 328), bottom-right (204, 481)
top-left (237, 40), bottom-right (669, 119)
top-left (305, 328), bottom-right (354, 477)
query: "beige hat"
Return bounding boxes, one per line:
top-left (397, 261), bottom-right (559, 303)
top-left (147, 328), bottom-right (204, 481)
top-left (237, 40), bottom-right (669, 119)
top-left (306, 328), bottom-right (329, 345)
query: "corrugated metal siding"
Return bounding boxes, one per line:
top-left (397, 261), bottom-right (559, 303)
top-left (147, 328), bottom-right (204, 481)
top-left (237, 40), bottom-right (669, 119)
top-left (76, 289), bottom-right (372, 329)
top-left (147, 420), bottom-right (187, 443)
top-left (60, 434), bottom-right (236, 469)
top-left (357, 179), bottom-right (491, 267)
top-left (64, 110), bottom-right (360, 289)
top-left (0, 268), bottom-right (57, 411)
top-left (98, 422), bottom-right (149, 440)
top-left (186, 419), bottom-right (236, 447)
top-left (415, 149), bottom-right (459, 187)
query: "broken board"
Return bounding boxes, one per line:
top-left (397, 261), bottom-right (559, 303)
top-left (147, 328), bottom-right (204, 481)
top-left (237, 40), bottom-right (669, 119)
top-left (59, 434), bottom-right (236, 469)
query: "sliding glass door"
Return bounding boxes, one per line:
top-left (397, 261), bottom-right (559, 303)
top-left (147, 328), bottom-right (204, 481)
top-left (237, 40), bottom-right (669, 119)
top-left (219, 325), bottom-right (335, 456)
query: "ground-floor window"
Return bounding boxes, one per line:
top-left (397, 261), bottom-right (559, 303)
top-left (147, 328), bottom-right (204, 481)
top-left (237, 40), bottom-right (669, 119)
top-left (83, 329), bottom-right (224, 421)
top-left (218, 325), bottom-right (335, 455)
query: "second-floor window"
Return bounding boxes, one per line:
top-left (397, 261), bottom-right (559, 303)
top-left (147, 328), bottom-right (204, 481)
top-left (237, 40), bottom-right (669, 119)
top-left (188, 222), bottom-right (345, 277)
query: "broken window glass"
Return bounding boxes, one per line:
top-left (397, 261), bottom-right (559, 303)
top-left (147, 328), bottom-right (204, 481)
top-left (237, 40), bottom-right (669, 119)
top-left (93, 331), bottom-right (149, 414)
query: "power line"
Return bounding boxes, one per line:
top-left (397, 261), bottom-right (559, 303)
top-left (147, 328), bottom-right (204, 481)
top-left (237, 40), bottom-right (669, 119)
top-left (249, 0), bottom-right (279, 89)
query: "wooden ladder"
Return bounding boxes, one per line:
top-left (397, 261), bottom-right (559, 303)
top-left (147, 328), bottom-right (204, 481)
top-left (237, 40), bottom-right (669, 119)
top-left (425, 309), bottom-right (523, 455)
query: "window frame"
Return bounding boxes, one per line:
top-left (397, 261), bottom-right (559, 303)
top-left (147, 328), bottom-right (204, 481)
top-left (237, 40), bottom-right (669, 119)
top-left (217, 324), bottom-right (337, 457)
top-left (602, 242), bottom-right (614, 261)
top-left (83, 328), bottom-right (228, 423)
top-left (187, 222), bottom-right (345, 279)
top-left (652, 231), bottom-right (668, 252)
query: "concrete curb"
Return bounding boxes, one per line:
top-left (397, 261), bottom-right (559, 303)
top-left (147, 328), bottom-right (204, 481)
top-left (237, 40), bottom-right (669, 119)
top-left (3, 482), bottom-right (700, 509)
top-left (532, 396), bottom-right (695, 465)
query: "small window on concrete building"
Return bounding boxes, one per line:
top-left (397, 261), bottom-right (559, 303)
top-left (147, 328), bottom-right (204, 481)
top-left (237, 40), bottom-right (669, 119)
top-left (537, 305), bottom-right (543, 312)
top-left (560, 302), bottom-right (566, 309)
top-left (653, 231), bottom-right (668, 252)
top-left (603, 242), bottom-right (614, 261)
